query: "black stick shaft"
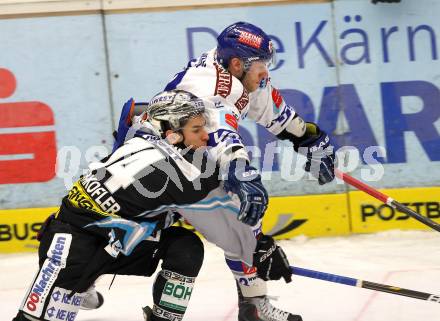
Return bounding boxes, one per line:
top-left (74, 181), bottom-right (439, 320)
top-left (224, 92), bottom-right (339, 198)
top-left (291, 266), bottom-right (440, 303)
top-left (392, 200), bottom-right (440, 232)
top-left (361, 281), bottom-right (440, 302)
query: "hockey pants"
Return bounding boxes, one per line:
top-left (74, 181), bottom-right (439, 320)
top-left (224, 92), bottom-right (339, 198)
top-left (13, 219), bottom-right (203, 321)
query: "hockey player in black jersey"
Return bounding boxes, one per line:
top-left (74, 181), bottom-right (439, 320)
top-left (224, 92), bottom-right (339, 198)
top-left (12, 91), bottom-right (218, 321)
top-left (13, 90), bottom-right (294, 321)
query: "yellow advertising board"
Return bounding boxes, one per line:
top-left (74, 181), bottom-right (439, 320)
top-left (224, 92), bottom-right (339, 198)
top-left (6, 187), bottom-right (439, 253)
top-left (349, 186), bottom-right (440, 233)
top-left (0, 193), bottom-right (349, 253)
top-left (175, 193), bottom-right (350, 240)
top-left (262, 194), bottom-right (350, 239)
top-left (0, 207), bottom-right (57, 253)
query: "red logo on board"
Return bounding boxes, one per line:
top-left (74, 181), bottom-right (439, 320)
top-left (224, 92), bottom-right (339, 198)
top-left (0, 68), bottom-right (56, 184)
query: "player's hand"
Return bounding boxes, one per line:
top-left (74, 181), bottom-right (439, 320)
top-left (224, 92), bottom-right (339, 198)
top-left (295, 122), bottom-right (335, 185)
top-left (223, 159), bottom-right (268, 226)
top-left (253, 234), bottom-right (292, 283)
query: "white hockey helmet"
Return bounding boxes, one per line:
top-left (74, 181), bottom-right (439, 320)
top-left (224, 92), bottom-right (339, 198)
top-left (146, 90), bottom-right (206, 137)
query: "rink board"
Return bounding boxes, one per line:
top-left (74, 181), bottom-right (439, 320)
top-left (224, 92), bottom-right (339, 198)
top-left (349, 186), bottom-right (440, 233)
top-left (175, 192), bottom-right (350, 240)
top-left (1, 186), bottom-right (438, 253)
top-left (1, 0), bottom-right (440, 209)
top-left (261, 193), bottom-right (350, 238)
top-left (0, 207), bottom-right (57, 253)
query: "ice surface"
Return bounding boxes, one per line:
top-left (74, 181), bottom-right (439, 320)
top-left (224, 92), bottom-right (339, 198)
top-left (2, 230), bottom-right (440, 321)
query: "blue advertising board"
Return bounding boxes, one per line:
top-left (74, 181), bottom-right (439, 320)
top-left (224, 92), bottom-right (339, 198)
top-left (0, 0), bottom-right (438, 208)
top-left (105, 0), bottom-right (440, 195)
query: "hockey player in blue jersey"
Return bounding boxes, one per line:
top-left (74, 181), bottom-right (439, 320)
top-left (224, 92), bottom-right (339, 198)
top-left (100, 22), bottom-right (334, 321)
top-left (161, 22), bottom-right (335, 321)
top-left (95, 21), bottom-right (335, 321)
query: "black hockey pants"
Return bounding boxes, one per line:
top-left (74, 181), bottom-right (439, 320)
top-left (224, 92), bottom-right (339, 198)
top-left (13, 218), bottom-right (204, 321)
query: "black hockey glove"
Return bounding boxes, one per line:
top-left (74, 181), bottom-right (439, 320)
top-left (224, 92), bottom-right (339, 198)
top-left (372, 0), bottom-right (401, 3)
top-left (253, 235), bottom-right (292, 283)
top-left (223, 159), bottom-right (268, 226)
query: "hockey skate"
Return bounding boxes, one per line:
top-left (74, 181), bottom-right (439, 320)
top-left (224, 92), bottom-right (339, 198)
top-left (238, 295), bottom-right (303, 321)
top-left (142, 306), bottom-right (153, 321)
top-left (80, 286), bottom-right (104, 310)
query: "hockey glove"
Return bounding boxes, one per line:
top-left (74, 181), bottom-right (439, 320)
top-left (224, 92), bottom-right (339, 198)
top-left (296, 122), bottom-right (335, 185)
top-left (253, 235), bottom-right (292, 283)
top-left (223, 159), bottom-right (268, 226)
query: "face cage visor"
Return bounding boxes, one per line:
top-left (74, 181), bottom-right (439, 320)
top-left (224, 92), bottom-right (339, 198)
top-left (242, 49), bottom-right (277, 72)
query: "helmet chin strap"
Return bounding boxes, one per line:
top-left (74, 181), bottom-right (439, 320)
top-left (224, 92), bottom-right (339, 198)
top-left (238, 71), bottom-right (247, 82)
top-left (226, 58), bottom-right (247, 82)
top-left (237, 60), bottom-right (248, 82)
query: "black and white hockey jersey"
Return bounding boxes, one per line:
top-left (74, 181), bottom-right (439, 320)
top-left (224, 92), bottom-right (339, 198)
top-left (57, 131), bottom-right (220, 258)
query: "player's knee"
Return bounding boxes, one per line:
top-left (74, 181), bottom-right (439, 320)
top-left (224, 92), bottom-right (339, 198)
top-left (163, 228), bottom-right (204, 276)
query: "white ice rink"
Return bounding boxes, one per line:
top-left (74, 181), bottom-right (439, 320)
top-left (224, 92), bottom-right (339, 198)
top-left (2, 230), bottom-right (440, 321)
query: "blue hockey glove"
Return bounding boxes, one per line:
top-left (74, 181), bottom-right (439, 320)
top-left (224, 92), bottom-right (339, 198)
top-left (223, 159), bottom-right (268, 226)
top-left (113, 98), bottom-right (136, 152)
top-left (296, 123), bottom-right (335, 185)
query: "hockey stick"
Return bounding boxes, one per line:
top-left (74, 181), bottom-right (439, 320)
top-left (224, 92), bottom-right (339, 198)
top-left (291, 266), bottom-right (440, 303)
top-left (335, 169), bottom-right (440, 232)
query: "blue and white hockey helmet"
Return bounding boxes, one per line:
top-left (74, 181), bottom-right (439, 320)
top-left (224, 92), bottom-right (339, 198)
top-left (216, 22), bottom-right (275, 70)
